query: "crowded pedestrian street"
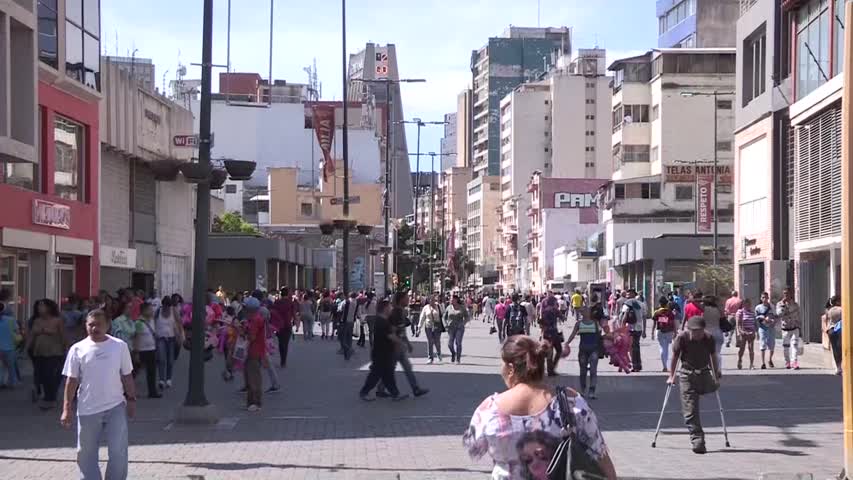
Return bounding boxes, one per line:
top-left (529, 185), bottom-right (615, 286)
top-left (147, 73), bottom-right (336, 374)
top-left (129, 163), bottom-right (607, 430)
top-left (0, 317), bottom-right (842, 479)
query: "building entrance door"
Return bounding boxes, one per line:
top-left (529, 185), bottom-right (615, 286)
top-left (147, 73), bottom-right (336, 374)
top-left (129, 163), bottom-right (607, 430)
top-left (740, 262), bottom-right (764, 305)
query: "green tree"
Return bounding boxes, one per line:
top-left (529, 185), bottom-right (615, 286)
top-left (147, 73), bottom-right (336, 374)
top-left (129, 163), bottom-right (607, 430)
top-left (212, 212), bottom-right (260, 235)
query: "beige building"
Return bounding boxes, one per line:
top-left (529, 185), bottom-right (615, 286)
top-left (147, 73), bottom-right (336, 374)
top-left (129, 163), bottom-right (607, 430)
top-left (455, 89), bottom-right (473, 168)
top-left (435, 167), bottom-right (471, 241)
top-left (466, 175), bottom-right (501, 285)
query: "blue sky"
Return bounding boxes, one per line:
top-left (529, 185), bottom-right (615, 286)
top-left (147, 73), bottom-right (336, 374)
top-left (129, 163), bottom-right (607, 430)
top-left (103, 0), bottom-right (657, 171)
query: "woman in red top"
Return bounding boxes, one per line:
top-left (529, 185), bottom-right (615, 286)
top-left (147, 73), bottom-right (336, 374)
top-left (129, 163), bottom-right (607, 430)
top-left (681, 292), bottom-right (704, 331)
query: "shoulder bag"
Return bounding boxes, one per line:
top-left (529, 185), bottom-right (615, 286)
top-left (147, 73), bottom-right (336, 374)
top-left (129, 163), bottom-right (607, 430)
top-left (547, 387), bottom-right (606, 480)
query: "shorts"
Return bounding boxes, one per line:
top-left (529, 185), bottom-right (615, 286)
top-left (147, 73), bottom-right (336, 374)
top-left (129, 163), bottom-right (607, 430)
top-left (758, 328), bottom-right (775, 351)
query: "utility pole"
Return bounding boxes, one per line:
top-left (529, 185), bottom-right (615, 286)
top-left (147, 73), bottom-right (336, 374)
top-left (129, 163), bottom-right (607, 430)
top-left (341, 0), bottom-right (350, 294)
top-left (183, 0), bottom-right (213, 414)
top-left (839, 3), bottom-right (853, 474)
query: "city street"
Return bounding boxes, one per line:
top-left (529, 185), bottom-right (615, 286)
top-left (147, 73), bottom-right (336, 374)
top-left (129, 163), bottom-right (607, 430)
top-left (0, 319), bottom-right (843, 480)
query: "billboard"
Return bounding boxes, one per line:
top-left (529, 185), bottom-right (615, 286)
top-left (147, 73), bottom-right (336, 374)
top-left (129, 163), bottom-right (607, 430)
top-left (696, 176), bottom-right (713, 233)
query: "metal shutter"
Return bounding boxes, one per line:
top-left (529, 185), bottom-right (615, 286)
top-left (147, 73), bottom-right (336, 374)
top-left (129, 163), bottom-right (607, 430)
top-left (794, 103), bottom-right (842, 242)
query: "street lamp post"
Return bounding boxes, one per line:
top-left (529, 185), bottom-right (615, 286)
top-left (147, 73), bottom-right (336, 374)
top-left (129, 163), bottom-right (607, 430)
top-left (355, 78), bottom-right (426, 294)
top-left (681, 90), bottom-right (734, 296)
top-left (341, 0), bottom-right (350, 294)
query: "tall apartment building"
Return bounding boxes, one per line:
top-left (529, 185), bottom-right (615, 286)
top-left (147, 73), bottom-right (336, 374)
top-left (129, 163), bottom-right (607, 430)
top-left (471, 27), bottom-right (571, 177)
top-left (440, 113), bottom-right (457, 171)
top-left (456, 89), bottom-right (473, 168)
top-left (435, 167), bottom-right (471, 242)
top-left (732, 0), bottom-right (794, 309)
top-left (495, 48), bottom-right (611, 292)
top-left (600, 49), bottom-right (737, 307)
top-left (1, 0), bottom-right (101, 320)
top-left (348, 43), bottom-right (414, 218)
top-left (466, 175), bottom-right (501, 286)
top-left (657, 0), bottom-right (739, 48)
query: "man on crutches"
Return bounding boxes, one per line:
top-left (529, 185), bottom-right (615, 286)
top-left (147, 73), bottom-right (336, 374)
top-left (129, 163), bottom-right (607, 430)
top-left (666, 315), bottom-right (723, 454)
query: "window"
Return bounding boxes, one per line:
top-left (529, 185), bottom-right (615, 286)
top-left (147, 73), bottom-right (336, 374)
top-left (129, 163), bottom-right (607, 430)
top-left (795, 0), bottom-right (831, 98)
top-left (53, 116), bottom-right (84, 201)
top-left (585, 146), bottom-right (595, 152)
top-left (743, 26), bottom-right (767, 106)
top-left (586, 82), bottom-right (595, 88)
top-left (652, 104), bottom-right (660, 120)
top-left (585, 99), bottom-right (595, 104)
top-left (651, 146), bottom-right (659, 162)
top-left (65, 0), bottom-right (100, 90)
top-left (300, 202), bottom-right (313, 217)
top-left (225, 184), bottom-right (237, 194)
top-left (676, 185), bottom-right (694, 200)
top-left (641, 183), bottom-right (661, 199)
top-left (614, 184), bottom-right (625, 199)
top-left (544, 146), bottom-right (550, 152)
top-left (37, 1), bottom-right (58, 68)
top-left (660, 0), bottom-right (696, 34)
top-left (834, 0), bottom-right (846, 76)
top-left (544, 100), bottom-right (550, 105)
top-left (544, 131), bottom-right (549, 136)
top-left (544, 115), bottom-right (549, 121)
top-left (585, 162), bottom-right (595, 168)
top-left (661, 53), bottom-right (736, 74)
top-left (585, 130), bottom-right (595, 136)
top-left (717, 99), bottom-right (733, 110)
top-left (585, 114), bottom-right (595, 120)
top-left (716, 140), bottom-right (733, 152)
top-left (622, 145), bottom-right (651, 163)
top-left (623, 104), bottom-right (650, 123)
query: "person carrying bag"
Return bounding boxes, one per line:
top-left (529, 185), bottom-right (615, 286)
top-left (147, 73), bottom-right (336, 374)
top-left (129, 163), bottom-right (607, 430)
top-left (547, 386), bottom-right (608, 480)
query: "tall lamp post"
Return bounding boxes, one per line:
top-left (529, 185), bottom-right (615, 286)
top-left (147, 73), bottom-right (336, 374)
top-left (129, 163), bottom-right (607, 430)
top-left (354, 78), bottom-right (426, 294)
top-left (681, 90), bottom-right (734, 295)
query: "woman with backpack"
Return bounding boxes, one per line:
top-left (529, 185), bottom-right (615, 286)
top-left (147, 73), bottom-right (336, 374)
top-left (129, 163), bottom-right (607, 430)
top-left (317, 291), bottom-right (334, 340)
top-left (565, 306), bottom-right (603, 398)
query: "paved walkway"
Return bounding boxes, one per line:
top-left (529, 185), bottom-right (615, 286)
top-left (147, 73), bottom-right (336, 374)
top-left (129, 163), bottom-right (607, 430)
top-left (0, 317), bottom-right (843, 479)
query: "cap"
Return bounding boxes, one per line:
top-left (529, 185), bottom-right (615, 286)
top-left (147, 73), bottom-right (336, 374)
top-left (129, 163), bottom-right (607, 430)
top-left (686, 315), bottom-right (706, 330)
top-left (244, 297), bottom-right (261, 310)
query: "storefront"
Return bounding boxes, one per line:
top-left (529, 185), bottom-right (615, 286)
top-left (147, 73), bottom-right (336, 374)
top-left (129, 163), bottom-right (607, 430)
top-left (99, 245), bottom-right (137, 293)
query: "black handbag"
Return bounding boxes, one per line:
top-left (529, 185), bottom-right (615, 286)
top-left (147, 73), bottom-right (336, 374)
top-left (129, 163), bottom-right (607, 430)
top-left (547, 387), bottom-right (606, 480)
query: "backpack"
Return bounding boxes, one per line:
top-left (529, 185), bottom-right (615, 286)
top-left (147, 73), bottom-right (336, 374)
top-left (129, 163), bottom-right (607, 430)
top-left (622, 305), bottom-right (638, 325)
top-left (507, 304), bottom-right (527, 335)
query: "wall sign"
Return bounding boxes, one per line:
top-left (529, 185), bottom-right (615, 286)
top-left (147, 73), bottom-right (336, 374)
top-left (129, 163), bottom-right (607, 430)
top-left (696, 176), bottom-right (712, 233)
top-left (664, 164), bottom-right (732, 184)
top-left (33, 199), bottom-right (71, 230)
top-left (100, 246), bottom-right (137, 269)
top-left (553, 192), bottom-right (596, 208)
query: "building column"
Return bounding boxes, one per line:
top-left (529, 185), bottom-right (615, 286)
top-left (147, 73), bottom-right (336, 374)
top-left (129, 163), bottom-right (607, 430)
top-left (831, 247), bottom-right (839, 298)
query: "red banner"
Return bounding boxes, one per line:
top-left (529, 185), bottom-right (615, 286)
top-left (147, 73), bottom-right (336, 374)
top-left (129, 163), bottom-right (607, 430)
top-left (312, 105), bottom-right (335, 181)
top-left (696, 176), bottom-right (713, 233)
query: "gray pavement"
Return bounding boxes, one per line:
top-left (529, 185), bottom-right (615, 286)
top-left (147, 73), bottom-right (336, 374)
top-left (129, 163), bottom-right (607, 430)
top-left (0, 316), bottom-right (844, 479)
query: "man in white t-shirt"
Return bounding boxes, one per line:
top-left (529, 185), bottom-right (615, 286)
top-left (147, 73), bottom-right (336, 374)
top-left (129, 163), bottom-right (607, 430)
top-left (61, 309), bottom-right (136, 480)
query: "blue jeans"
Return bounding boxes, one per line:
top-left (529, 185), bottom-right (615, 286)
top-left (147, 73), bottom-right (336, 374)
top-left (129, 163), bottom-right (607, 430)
top-left (0, 349), bottom-right (19, 386)
top-left (425, 327), bottom-right (442, 360)
top-left (156, 337), bottom-right (175, 383)
top-left (657, 331), bottom-right (674, 369)
top-left (447, 325), bottom-right (465, 360)
top-left (77, 403), bottom-right (128, 480)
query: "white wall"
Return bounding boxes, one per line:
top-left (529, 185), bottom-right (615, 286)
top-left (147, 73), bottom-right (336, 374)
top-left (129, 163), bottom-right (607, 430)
top-left (541, 209), bottom-right (601, 281)
top-left (604, 220), bottom-right (735, 258)
top-left (192, 101), bottom-right (381, 187)
top-left (550, 74), bottom-right (612, 179)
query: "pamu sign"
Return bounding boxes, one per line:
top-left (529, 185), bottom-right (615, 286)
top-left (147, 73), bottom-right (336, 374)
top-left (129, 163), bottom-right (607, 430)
top-left (553, 192), bottom-right (595, 209)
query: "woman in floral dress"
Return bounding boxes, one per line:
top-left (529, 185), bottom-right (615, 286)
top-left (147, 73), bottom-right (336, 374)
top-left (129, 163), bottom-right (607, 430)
top-left (463, 335), bottom-right (617, 480)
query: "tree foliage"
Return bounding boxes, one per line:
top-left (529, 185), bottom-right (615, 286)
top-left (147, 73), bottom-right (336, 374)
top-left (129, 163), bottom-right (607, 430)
top-left (212, 212), bottom-right (260, 235)
top-left (694, 263), bottom-right (734, 297)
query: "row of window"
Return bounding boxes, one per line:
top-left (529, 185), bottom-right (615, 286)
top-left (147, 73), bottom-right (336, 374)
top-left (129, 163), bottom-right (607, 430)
top-left (38, 0), bottom-right (101, 91)
top-left (614, 182), bottom-right (661, 200)
top-left (793, 0), bottom-right (847, 100)
top-left (658, 0), bottom-right (697, 35)
top-left (652, 53), bottom-right (736, 76)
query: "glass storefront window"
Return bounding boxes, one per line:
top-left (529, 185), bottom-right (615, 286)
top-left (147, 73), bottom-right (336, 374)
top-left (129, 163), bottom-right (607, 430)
top-left (65, 0), bottom-right (100, 91)
top-left (37, 1), bottom-right (58, 69)
top-left (54, 116), bottom-right (84, 201)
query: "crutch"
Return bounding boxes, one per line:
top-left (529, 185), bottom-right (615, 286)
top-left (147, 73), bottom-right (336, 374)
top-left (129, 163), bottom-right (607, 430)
top-left (710, 357), bottom-right (732, 447)
top-left (651, 381), bottom-right (674, 448)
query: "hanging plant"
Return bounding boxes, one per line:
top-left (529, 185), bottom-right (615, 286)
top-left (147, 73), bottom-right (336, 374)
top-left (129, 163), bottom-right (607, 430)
top-left (356, 225), bottom-right (373, 236)
top-left (209, 169), bottom-right (228, 189)
top-left (319, 223), bottom-right (335, 235)
top-left (179, 162), bottom-right (213, 183)
top-left (224, 159), bottom-right (256, 180)
top-left (151, 159), bottom-right (182, 181)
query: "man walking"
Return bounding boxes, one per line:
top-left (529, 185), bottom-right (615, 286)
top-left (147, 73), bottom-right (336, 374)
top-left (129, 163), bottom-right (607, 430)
top-left (494, 297), bottom-right (508, 342)
top-left (338, 292), bottom-right (358, 360)
top-left (755, 291), bottom-right (777, 369)
top-left (723, 291), bottom-right (742, 348)
top-left (360, 299), bottom-right (406, 401)
top-left (378, 292), bottom-right (428, 397)
top-left (61, 310), bottom-right (136, 479)
top-left (272, 288), bottom-right (296, 368)
top-left (776, 287), bottom-right (802, 370)
top-left (482, 294), bottom-right (496, 323)
top-left (620, 289), bottom-right (645, 372)
top-left (667, 315), bottom-right (722, 454)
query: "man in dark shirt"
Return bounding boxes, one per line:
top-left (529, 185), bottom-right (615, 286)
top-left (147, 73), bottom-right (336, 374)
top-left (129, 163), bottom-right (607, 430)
top-left (377, 292), bottom-right (428, 398)
top-left (271, 288), bottom-right (297, 368)
top-left (359, 300), bottom-right (405, 401)
top-left (668, 315), bottom-right (722, 454)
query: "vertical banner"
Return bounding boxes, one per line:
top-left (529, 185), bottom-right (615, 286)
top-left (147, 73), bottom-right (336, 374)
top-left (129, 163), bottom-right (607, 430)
top-left (312, 105), bottom-right (335, 181)
top-left (696, 175), bottom-right (713, 233)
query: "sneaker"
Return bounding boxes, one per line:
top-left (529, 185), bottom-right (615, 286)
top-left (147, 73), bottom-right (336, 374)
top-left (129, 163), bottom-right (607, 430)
top-left (158, 380), bottom-right (166, 390)
top-left (247, 404), bottom-right (260, 412)
top-left (238, 386), bottom-right (248, 394)
top-left (662, 367), bottom-right (668, 372)
top-left (359, 393), bottom-right (376, 402)
top-left (427, 359), bottom-right (434, 364)
top-left (450, 355), bottom-right (456, 363)
top-left (375, 390), bottom-right (391, 398)
top-left (266, 386), bottom-right (281, 394)
top-left (391, 394), bottom-right (410, 402)
top-left (785, 362), bottom-right (791, 369)
top-left (692, 443), bottom-right (707, 454)
top-left (761, 364), bottom-right (766, 370)
top-left (166, 379), bottom-right (173, 389)
top-left (793, 362), bottom-right (800, 370)
top-left (413, 388), bottom-right (430, 397)
top-left (835, 367), bottom-right (843, 375)
top-left (737, 361), bottom-right (742, 370)
top-left (769, 360), bottom-right (775, 368)
top-left (588, 390), bottom-right (597, 400)
top-left (580, 388), bottom-right (588, 397)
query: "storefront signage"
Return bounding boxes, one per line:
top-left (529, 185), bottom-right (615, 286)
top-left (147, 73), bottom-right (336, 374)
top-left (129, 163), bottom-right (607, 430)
top-left (665, 164), bottom-right (732, 184)
top-left (173, 134), bottom-right (214, 148)
top-left (100, 246), bottom-right (137, 269)
top-left (553, 192), bottom-right (596, 208)
top-left (696, 176), bottom-right (712, 233)
top-left (32, 200), bottom-right (71, 230)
